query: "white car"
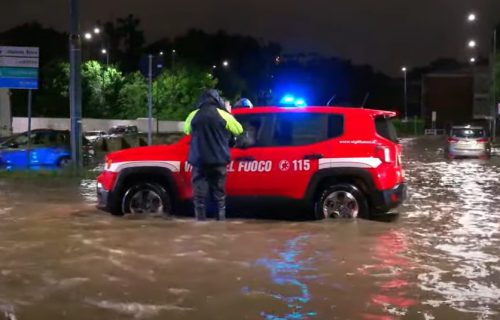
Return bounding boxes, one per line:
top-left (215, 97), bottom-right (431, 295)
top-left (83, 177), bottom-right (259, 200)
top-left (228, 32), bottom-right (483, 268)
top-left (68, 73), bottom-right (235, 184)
top-left (446, 125), bottom-right (491, 159)
top-left (84, 130), bottom-right (107, 143)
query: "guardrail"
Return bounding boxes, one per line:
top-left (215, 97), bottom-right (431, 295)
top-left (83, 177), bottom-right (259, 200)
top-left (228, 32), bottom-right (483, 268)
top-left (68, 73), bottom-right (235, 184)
top-left (424, 129), bottom-right (446, 136)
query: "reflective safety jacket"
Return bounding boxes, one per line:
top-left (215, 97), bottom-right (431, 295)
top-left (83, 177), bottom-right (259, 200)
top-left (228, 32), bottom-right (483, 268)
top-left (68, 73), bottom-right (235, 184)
top-left (184, 91), bottom-right (243, 166)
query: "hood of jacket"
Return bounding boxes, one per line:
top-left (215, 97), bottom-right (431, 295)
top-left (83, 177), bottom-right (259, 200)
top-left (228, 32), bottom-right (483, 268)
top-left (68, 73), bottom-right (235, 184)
top-left (196, 89), bottom-right (225, 110)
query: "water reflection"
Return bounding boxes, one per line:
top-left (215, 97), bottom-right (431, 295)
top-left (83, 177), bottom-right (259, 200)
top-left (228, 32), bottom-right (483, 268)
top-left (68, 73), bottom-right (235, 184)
top-left (358, 230), bottom-right (416, 319)
top-left (244, 235), bottom-right (318, 320)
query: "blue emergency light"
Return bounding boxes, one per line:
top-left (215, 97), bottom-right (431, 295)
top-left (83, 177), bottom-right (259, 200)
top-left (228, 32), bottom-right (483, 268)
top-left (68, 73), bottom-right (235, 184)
top-left (279, 94), bottom-right (307, 107)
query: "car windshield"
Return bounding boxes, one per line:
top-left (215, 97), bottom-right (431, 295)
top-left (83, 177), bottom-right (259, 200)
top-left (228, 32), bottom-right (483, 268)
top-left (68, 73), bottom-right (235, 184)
top-left (451, 128), bottom-right (486, 138)
top-left (0, 134), bottom-right (24, 147)
top-left (109, 127), bottom-right (126, 134)
top-left (85, 131), bottom-right (102, 136)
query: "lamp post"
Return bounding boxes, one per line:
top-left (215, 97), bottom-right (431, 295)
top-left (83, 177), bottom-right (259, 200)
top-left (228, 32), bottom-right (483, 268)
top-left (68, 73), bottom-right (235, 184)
top-left (69, 0), bottom-right (82, 168)
top-left (402, 66), bottom-right (408, 121)
top-left (172, 49), bottom-right (176, 69)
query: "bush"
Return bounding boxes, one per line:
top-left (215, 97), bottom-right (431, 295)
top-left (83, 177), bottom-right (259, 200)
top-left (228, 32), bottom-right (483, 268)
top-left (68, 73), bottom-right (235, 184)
top-left (393, 118), bottom-right (425, 136)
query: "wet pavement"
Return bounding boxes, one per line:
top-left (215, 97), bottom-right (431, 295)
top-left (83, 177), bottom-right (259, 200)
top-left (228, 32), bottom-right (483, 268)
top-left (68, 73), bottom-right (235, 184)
top-left (0, 136), bottom-right (499, 320)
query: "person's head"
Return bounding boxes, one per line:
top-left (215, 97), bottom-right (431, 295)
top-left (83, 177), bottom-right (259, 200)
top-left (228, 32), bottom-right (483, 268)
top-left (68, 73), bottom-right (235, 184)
top-left (196, 89), bottom-right (225, 109)
top-left (234, 98), bottom-right (254, 109)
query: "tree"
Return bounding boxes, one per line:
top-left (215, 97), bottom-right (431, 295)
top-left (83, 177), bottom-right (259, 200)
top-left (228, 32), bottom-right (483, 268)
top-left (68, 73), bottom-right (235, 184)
top-left (154, 65), bottom-right (218, 120)
top-left (118, 65), bottom-right (217, 120)
top-left (81, 61), bottom-right (126, 118)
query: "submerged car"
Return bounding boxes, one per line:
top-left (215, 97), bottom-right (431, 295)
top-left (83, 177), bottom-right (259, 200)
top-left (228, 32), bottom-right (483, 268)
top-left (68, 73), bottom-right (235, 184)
top-left (84, 130), bottom-right (107, 143)
top-left (97, 106), bottom-right (407, 220)
top-left (0, 129), bottom-right (94, 169)
top-left (446, 125), bottom-right (491, 159)
top-left (108, 125), bottom-right (139, 138)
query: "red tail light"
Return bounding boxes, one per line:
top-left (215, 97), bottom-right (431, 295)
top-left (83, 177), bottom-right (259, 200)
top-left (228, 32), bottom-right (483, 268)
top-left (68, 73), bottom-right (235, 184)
top-left (448, 137), bottom-right (459, 143)
top-left (376, 145), bottom-right (393, 163)
top-left (477, 138), bottom-right (488, 143)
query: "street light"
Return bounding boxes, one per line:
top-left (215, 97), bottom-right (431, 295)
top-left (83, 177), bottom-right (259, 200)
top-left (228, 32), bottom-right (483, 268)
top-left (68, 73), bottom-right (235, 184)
top-left (465, 11), bottom-right (498, 140)
top-left (470, 57), bottom-right (476, 64)
top-left (93, 27), bottom-right (100, 34)
top-left (402, 66), bottom-right (408, 121)
top-left (222, 60), bottom-right (229, 68)
top-left (101, 48), bottom-right (109, 65)
top-left (84, 32), bottom-right (92, 40)
top-left (212, 65), bottom-right (217, 69)
top-left (159, 51), bottom-right (164, 56)
top-left (171, 49), bottom-right (177, 68)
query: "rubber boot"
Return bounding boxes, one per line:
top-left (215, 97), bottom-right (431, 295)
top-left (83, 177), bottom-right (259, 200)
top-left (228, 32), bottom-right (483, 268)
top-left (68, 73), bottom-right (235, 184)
top-left (195, 207), bottom-right (207, 221)
top-left (217, 207), bottom-right (226, 221)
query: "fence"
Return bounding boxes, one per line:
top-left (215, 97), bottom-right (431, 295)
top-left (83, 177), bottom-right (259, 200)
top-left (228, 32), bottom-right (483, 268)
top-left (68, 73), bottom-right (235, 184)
top-left (393, 118), bottom-right (426, 136)
top-left (12, 117), bottom-right (184, 134)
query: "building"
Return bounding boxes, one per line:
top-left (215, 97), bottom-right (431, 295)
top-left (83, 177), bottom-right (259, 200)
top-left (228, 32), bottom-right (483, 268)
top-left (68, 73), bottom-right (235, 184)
top-left (421, 66), bottom-right (491, 131)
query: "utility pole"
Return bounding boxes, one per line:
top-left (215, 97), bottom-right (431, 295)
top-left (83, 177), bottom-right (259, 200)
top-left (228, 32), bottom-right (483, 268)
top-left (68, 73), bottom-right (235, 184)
top-left (401, 66), bottom-right (408, 121)
top-left (147, 54), bottom-right (153, 146)
top-left (493, 28), bottom-right (497, 141)
top-left (69, 0), bottom-right (82, 168)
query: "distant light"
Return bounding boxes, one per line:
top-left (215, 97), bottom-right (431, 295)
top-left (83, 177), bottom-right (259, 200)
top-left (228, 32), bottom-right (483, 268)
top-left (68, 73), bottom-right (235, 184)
top-left (212, 65), bottom-right (217, 69)
top-left (401, 66), bottom-right (407, 72)
top-left (159, 51), bottom-right (164, 56)
top-left (294, 98), bottom-right (307, 107)
top-left (84, 33), bottom-right (92, 40)
top-left (280, 94), bottom-right (295, 104)
top-left (468, 40), bottom-right (477, 48)
top-left (101, 49), bottom-right (107, 54)
top-left (275, 56), bottom-right (281, 64)
top-left (470, 57), bottom-right (476, 63)
top-left (467, 13), bottom-right (477, 22)
top-left (94, 27), bottom-right (101, 34)
top-left (172, 49), bottom-right (176, 54)
top-left (222, 60), bottom-right (229, 68)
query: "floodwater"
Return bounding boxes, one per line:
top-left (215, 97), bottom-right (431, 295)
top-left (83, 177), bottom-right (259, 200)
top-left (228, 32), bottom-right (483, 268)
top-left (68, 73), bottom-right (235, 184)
top-left (0, 137), bottom-right (499, 320)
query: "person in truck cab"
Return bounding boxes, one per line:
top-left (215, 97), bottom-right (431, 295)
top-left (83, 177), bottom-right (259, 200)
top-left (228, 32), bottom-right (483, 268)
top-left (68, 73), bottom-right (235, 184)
top-left (233, 98), bottom-right (254, 109)
top-left (184, 89), bottom-right (244, 221)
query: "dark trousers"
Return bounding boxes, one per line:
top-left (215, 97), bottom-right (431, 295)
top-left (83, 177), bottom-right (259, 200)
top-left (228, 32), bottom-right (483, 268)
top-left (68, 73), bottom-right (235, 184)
top-left (192, 165), bottom-right (227, 220)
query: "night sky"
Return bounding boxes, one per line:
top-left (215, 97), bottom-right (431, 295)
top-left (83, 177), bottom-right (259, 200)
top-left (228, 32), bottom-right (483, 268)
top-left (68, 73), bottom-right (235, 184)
top-left (1, 0), bottom-right (499, 74)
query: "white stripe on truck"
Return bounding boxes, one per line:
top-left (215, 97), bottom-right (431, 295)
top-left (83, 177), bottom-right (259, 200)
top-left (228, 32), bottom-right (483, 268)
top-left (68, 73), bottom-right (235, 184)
top-left (108, 161), bottom-right (181, 173)
top-left (319, 158), bottom-right (382, 169)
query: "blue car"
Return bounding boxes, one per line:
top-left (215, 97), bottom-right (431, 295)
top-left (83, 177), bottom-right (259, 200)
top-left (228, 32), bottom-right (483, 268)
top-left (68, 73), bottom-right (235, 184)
top-left (0, 129), bottom-right (93, 170)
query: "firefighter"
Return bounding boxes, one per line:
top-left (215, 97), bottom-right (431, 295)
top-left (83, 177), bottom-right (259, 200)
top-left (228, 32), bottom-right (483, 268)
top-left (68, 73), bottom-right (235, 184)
top-left (233, 98), bottom-right (254, 109)
top-left (184, 90), bottom-right (243, 221)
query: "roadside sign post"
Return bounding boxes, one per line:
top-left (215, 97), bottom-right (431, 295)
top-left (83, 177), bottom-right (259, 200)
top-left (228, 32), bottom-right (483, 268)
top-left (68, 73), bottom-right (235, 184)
top-left (0, 46), bottom-right (39, 168)
top-left (27, 90), bottom-right (32, 166)
top-left (139, 54), bottom-right (164, 146)
top-left (147, 54), bottom-right (153, 146)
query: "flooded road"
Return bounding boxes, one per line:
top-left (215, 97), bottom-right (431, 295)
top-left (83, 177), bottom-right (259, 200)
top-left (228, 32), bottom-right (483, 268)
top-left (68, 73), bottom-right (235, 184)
top-left (0, 136), bottom-right (499, 320)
